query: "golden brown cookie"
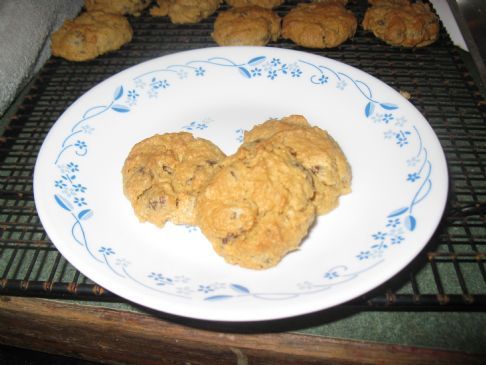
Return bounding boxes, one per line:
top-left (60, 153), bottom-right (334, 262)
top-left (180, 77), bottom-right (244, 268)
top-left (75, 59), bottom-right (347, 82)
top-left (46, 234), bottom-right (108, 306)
top-left (243, 114), bottom-right (310, 143)
top-left (362, 2), bottom-right (439, 47)
top-left (212, 6), bottom-right (281, 46)
top-left (122, 133), bottom-right (226, 228)
top-left (244, 115), bottom-right (351, 215)
top-left (51, 11), bottom-right (133, 62)
top-left (196, 141), bottom-right (316, 269)
top-left (225, 0), bottom-right (283, 9)
top-left (282, 3), bottom-right (357, 48)
top-left (150, 0), bottom-right (222, 24)
top-left (84, 0), bottom-right (151, 15)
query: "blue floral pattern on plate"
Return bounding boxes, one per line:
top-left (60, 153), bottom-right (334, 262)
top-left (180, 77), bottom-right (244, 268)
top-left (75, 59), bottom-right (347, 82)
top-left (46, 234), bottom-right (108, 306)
top-left (34, 47), bottom-right (447, 320)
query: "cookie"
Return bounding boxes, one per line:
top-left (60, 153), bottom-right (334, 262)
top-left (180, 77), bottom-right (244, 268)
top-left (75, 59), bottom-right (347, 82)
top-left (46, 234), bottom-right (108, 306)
top-left (362, 2), bottom-right (439, 47)
top-left (212, 6), bottom-right (281, 46)
top-left (196, 141), bottom-right (316, 269)
top-left (244, 115), bottom-right (351, 215)
top-left (282, 2), bottom-right (357, 48)
top-left (243, 114), bottom-right (311, 142)
top-left (51, 11), bottom-right (133, 62)
top-left (225, 0), bottom-right (283, 9)
top-left (150, 0), bottom-right (222, 24)
top-left (122, 132), bottom-right (226, 227)
top-left (84, 0), bottom-right (151, 15)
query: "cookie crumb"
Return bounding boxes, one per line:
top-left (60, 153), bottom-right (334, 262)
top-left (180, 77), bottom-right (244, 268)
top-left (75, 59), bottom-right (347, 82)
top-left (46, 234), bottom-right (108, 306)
top-left (399, 90), bottom-right (411, 99)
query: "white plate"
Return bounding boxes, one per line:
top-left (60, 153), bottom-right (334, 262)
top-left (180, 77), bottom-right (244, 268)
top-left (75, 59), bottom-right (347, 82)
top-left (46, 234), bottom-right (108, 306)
top-left (33, 47), bottom-right (448, 322)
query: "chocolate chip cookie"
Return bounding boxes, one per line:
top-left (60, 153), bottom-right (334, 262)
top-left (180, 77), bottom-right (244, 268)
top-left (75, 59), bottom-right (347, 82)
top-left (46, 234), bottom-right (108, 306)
top-left (212, 5), bottom-right (281, 46)
top-left (51, 11), bottom-right (133, 61)
top-left (362, 1), bottom-right (439, 47)
top-left (282, 2), bottom-right (357, 48)
top-left (244, 115), bottom-right (352, 215)
top-left (196, 141), bottom-right (316, 269)
top-left (122, 132), bottom-right (226, 227)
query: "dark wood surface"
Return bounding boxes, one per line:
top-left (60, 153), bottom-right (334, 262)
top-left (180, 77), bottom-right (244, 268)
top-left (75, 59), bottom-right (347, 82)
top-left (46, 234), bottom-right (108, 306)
top-left (0, 296), bottom-right (483, 365)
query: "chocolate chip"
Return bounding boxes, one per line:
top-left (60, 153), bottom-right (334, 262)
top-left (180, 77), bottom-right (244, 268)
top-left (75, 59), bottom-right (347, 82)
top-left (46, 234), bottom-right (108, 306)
top-left (148, 196), bottom-right (166, 210)
top-left (222, 233), bottom-right (238, 245)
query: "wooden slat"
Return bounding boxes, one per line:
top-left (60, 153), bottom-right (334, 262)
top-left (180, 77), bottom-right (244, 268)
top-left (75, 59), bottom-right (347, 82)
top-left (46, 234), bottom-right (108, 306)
top-left (0, 296), bottom-right (482, 365)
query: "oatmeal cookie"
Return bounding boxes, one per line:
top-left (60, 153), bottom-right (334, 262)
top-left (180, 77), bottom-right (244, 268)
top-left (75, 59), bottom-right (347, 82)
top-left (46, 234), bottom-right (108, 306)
top-left (84, 0), bottom-right (151, 15)
top-left (225, 0), bottom-right (283, 9)
top-left (122, 132), bottom-right (226, 227)
top-left (51, 11), bottom-right (133, 61)
top-left (150, 0), bottom-right (222, 24)
top-left (243, 114), bottom-right (311, 142)
top-left (282, 2), bottom-right (357, 48)
top-left (362, 2), bottom-right (439, 47)
top-left (196, 141), bottom-right (316, 269)
top-left (244, 115), bottom-right (351, 215)
top-left (212, 6), bottom-right (281, 46)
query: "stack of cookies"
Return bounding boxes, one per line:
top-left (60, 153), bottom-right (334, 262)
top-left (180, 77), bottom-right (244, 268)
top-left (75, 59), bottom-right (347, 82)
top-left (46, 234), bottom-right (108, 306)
top-left (122, 115), bottom-right (352, 270)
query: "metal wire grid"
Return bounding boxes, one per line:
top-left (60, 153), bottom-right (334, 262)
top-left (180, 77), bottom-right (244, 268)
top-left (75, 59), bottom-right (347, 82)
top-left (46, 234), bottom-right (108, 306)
top-left (0, 0), bottom-right (485, 308)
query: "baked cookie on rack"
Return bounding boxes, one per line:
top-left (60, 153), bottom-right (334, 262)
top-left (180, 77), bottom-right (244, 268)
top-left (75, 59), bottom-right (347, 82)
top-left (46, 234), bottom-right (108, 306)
top-left (282, 2), bottom-right (357, 48)
top-left (212, 5), bottom-right (281, 46)
top-left (122, 132), bottom-right (226, 227)
top-left (196, 141), bottom-right (316, 270)
top-left (244, 115), bottom-right (352, 215)
top-left (84, 0), bottom-right (151, 15)
top-left (51, 11), bottom-right (133, 61)
top-left (362, 1), bottom-right (439, 47)
top-left (150, 0), bottom-right (222, 23)
top-left (225, 0), bottom-right (283, 9)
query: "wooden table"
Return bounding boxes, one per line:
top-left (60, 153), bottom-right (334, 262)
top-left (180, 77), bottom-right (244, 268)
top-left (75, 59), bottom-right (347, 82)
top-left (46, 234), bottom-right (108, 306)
top-left (1, 296), bottom-right (484, 365)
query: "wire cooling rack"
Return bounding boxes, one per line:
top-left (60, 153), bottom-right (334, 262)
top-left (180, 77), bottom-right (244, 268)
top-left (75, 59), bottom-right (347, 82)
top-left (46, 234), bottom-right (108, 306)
top-left (0, 0), bottom-right (485, 310)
